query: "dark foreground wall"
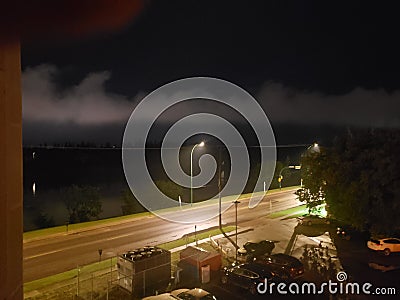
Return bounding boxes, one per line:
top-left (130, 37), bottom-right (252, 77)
top-left (0, 41), bottom-right (23, 299)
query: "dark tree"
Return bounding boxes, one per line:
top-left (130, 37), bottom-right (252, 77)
top-left (63, 185), bottom-right (102, 223)
top-left (120, 189), bottom-right (146, 215)
top-left (297, 129), bottom-right (400, 235)
top-left (295, 151), bottom-right (327, 214)
top-left (34, 211), bottom-right (55, 229)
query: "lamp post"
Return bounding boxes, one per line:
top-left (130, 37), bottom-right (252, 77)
top-left (233, 200), bottom-right (240, 262)
top-left (190, 141), bottom-right (204, 206)
top-left (218, 147), bottom-right (239, 251)
top-left (300, 142), bottom-right (320, 188)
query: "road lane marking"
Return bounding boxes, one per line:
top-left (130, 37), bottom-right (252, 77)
top-left (24, 249), bottom-right (63, 260)
top-left (105, 232), bottom-right (138, 241)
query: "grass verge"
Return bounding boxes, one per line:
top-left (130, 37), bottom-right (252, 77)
top-left (238, 185), bottom-right (300, 199)
top-left (157, 226), bottom-right (236, 250)
top-left (24, 257), bottom-right (117, 294)
top-left (268, 204), bottom-right (307, 219)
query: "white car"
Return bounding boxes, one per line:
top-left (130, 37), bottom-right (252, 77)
top-left (171, 288), bottom-right (217, 300)
top-left (367, 237), bottom-right (400, 256)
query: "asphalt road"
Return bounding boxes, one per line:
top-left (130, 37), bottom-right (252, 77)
top-left (23, 188), bottom-right (300, 282)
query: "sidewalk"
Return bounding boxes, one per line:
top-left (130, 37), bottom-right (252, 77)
top-left (213, 217), bottom-right (344, 282)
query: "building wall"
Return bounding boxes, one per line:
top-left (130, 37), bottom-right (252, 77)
top-left (0, 41), bottom-right (23, 299)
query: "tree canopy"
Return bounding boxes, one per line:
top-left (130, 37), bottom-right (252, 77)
top-left (120, 189), bottom-right (146, 215)
top-left (63, 185), bottom-right (102, 223)
top-left (297, 129), bottom-right (400, 235)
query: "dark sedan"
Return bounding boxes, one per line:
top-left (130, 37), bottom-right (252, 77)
top-left (254, 253), bottom-right (304, 279)
top-left (242, 239), bottom-right (275, 257)
top-left (221, 263), bottom-right (283, 295)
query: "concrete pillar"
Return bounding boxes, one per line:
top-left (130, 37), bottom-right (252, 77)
top-left (0, 41), bottom-right (23, 299)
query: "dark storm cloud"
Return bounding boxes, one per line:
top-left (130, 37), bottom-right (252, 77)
top-left (258, 83), bottom-right (400, 128)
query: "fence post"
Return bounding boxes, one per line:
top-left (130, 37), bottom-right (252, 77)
top-left (76, 266), bottom-right (80, 297)
top-left (110, 257), bottom-right (112, 281)
top-left (143, 270), bottom-right (146, 297)
top-left (106, 280), bottom-right (109, 300)
top-left (91, 273), bottom-right (94, 300)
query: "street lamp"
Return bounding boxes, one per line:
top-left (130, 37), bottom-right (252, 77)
top-left (307, 142), bottom-right (320, 152)
top-left (300, 142), bottom-right (320, 187)
top-left (233, 200), bottom-right (240, 262)
top-left (190, 141), bottom-right (204, 206)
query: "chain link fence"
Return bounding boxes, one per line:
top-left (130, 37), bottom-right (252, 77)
top-left (24, 245), bottom-right (216, 300)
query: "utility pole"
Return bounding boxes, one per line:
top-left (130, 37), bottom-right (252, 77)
top-left (218, 147), bottom-right (238, 250)
top-left (233, 200), bottom-right (240, 262)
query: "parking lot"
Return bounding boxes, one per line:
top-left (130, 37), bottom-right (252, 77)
top-left (168, 216), bottom-right (346, 299)
top-left (171, 215), bottom-right (400, 300)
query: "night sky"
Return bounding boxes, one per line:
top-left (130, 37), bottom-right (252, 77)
top-left (19, 1), bottom-right (400, 145)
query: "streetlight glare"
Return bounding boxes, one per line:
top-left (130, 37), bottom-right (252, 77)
top-left (314, 143), bottom-right (319, 148)
top-left (190, 141), bottom-right (205, 206)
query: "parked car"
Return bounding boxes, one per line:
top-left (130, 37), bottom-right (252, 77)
top-left (367, 237), bottom-right (400, 256)
top-left (299, 215), bottom-right (330, 226)
top-left (336, 225), bottom-right (356, 240)
top-left (221, 263), bottom-right (283, 295)
top-left (171, 288), bottom-right (217, 300)
top-left (240, 239), bottom-right (275, 258)
top-left (336, 224), bottom-right (370, 241)
top-left (254, 253), bottom-right (304, 279)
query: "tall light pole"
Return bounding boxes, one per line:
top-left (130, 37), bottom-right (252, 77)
top-left (190, 141), bottom-right (204, 206)
top-left (218, 147), bottom-right (239, 251)
top-left (300, 142), bottom-right (320, 188)
top-left (233, 200), bottom-right (240, 262)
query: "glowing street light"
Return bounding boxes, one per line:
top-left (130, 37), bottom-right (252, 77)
top-left (307, 142), bottom-right (320, 152)
top-left (190, 141), bottom-right (204, 206)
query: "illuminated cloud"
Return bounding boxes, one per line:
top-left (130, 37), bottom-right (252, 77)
top-left (22, 65), bottom-right (133, 125)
